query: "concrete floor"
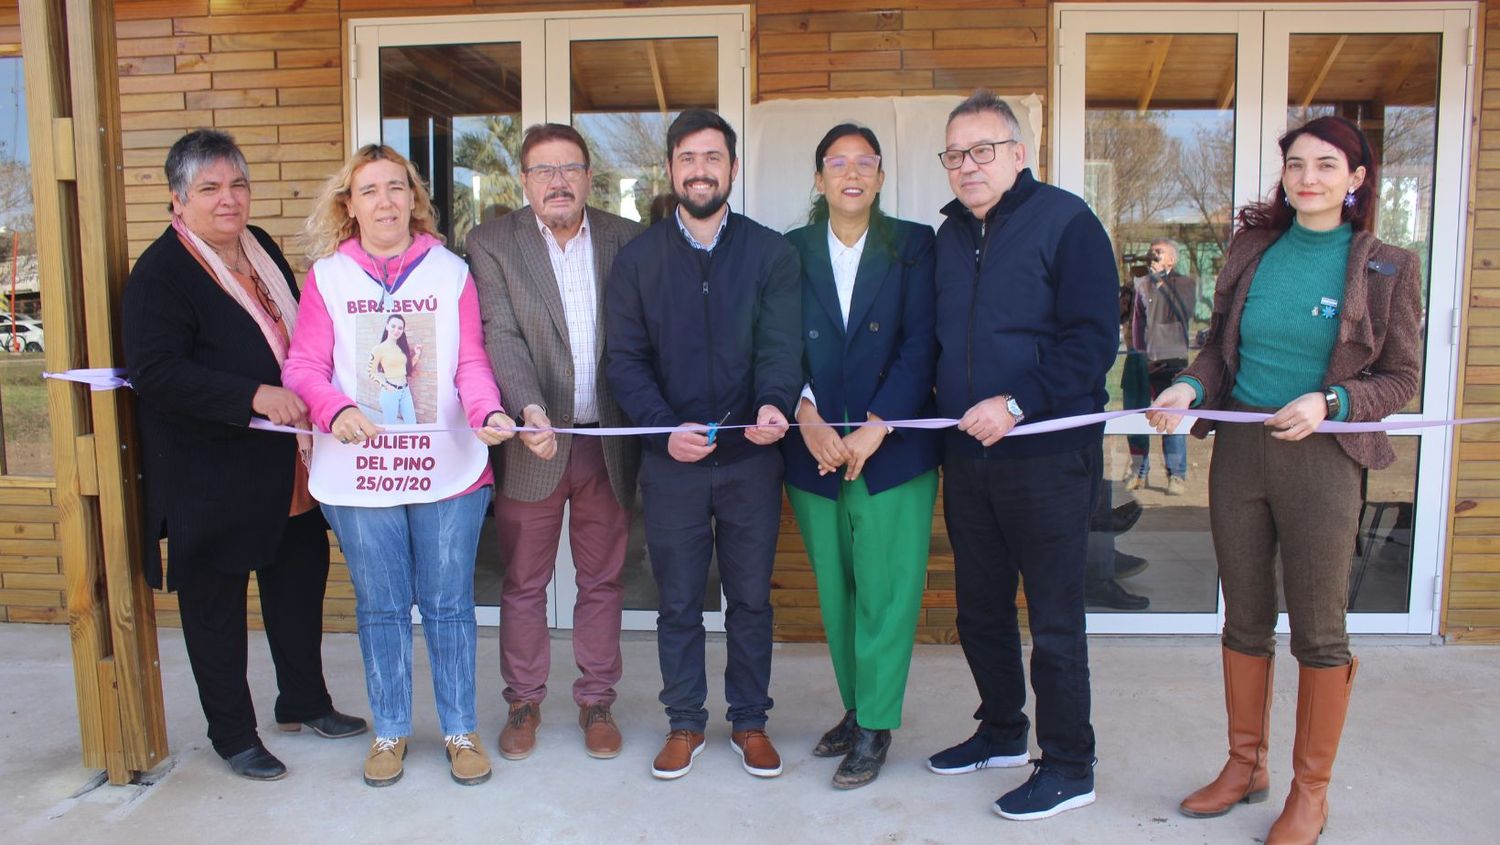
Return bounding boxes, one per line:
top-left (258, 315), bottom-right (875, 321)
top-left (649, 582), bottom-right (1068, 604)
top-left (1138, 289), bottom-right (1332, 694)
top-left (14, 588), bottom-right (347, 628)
top-left (2, 623), bottom-right (1497, 844)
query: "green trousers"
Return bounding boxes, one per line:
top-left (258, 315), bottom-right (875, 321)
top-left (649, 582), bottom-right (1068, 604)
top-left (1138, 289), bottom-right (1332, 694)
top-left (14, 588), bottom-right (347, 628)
top-left (786, 469), bottom-right (937, 730)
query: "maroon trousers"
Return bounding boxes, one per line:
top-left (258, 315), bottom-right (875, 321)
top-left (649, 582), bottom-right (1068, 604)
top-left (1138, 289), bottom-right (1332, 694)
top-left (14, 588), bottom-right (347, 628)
top-left (497, 435), bottom-right (630, 706)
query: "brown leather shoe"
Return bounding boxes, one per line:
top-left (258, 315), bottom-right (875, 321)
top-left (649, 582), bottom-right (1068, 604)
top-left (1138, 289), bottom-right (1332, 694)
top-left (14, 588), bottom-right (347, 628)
top-left (579, 703), bottom-right (622, 759)
top-left (731, 728), bottom-right (783, 778)
top-left (498, 700), bottom-right (541, 760)
top-left (651, 729), bottom-right (705, 780)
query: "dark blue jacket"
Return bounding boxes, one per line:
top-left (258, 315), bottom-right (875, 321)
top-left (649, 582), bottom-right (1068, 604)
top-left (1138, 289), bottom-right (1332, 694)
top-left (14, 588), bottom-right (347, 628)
top-left (782, 216), bottom-right (941, 498)
top-left (605, 211), bottom-right (802, 465)
top-left (934, 169), bottom-right (1118, 459)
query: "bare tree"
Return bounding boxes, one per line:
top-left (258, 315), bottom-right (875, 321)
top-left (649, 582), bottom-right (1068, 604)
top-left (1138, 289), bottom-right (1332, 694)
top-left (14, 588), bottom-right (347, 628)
top-left (1084, 109), bottom-right (1180, 242)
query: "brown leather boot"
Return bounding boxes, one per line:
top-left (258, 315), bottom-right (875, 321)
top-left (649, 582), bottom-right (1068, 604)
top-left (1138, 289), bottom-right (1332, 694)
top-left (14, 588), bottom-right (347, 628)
top-left (1180, 647), bottom-right (1274, 818)
top-left (498, 700), bottom-right (541, 760)
top-left (1265, 658), bottom-right (1358, 845)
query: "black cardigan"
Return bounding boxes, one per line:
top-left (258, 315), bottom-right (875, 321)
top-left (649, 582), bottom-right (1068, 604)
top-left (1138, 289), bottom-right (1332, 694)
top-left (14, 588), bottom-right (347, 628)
top-left (122, 225), bottom-right (320, 590)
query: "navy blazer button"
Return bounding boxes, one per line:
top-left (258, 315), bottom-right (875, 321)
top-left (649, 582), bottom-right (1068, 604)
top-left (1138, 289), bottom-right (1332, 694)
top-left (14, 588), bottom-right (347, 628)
top-left (808, 329), bottom-right (819, 339)
top-left (869, 321), bottom-right (880, 332)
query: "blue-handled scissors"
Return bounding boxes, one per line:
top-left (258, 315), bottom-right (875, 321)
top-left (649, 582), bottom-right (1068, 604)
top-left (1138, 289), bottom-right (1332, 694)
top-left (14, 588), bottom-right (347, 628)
top-left (705, 411), bottom-right (732, 445)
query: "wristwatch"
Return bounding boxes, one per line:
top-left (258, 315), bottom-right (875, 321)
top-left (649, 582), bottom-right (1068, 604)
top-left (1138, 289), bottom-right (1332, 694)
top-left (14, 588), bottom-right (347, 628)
top-left (1323, 389), bottom-right (1341, 420)
top-left (1003, 395), bottom-right (1025, 423)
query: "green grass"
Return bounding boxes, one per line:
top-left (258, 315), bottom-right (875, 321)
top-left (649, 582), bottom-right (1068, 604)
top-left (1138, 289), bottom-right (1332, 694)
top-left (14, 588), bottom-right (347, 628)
top-left (0, 355), bottom-right (54, 476)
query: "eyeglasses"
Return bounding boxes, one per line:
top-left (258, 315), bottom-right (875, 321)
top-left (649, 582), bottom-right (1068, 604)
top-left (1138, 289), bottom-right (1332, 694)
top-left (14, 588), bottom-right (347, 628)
top-left (822, 154), bottom-right (881, 177)
top-left (938, 140), bottom-right (1018, 171)
top-left (250, 268), bottom-right (282, 322)
top-left (524, 163), bottom-right (589, 182)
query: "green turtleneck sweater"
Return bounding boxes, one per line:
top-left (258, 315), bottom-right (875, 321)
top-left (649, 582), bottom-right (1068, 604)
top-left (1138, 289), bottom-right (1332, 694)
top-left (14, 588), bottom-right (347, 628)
top-left (1226, 221), bottom-right (1351, 418)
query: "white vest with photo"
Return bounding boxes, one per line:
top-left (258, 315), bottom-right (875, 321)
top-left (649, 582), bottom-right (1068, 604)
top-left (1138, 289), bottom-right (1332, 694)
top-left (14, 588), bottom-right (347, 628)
top-left (307, 244), bottom-right (489, 507)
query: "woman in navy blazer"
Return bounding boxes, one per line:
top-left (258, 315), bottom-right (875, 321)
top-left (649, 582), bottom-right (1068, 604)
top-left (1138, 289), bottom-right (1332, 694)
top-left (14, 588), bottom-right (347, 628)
top-left (783, 123), bottom-right (940, 790)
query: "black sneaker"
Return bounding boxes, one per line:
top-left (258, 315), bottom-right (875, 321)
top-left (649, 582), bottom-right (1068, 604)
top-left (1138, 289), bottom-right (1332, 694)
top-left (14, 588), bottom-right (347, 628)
top-left (1113, 552), bottom-right (1148, 580)
top-left (994, 760), bottom-right (1096, 821)
top-left (1085, 577), bottom-right (1150, 611)
top-left (926, 730), bottom-right (1029, 774)
top-left (1110, 500), bottom-right (1143, 534)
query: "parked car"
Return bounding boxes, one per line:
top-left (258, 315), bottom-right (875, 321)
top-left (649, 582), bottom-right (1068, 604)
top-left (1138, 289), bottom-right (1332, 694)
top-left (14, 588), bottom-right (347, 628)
top-left (1, 321), bottom-right (43, 353)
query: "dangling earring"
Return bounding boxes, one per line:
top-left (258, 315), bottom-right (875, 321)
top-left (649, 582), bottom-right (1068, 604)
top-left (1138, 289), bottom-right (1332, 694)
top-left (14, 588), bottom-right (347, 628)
top-left (1343, 189), bottom-right (1357, 208)
top-left (1282, 194), bottom-right (1290, 207)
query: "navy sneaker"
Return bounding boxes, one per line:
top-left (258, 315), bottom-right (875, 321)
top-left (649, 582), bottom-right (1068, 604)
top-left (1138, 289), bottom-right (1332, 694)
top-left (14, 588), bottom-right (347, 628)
top-left (994, 760), bottom-right (1096, 821)
top-left (926, 730), bottom-right (1030, 774)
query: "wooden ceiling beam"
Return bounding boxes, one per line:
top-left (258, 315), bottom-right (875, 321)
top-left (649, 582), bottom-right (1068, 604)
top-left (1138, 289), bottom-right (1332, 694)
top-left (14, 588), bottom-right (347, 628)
top-left (1137, 35), bottom-right (1173, 114)
top-left (646, 40), bottom-right (668, 115)
top-left (1299, 35), bottom-right (1348, 111)
top-left (1217, 65), bottom-right (1236, 110)
top-left (1375, 40), bottom-right (1426, 106)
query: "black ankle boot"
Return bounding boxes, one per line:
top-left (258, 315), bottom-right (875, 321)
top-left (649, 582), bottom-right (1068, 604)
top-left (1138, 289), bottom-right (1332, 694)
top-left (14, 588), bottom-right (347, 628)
top-left (812, 709), bottom-right (859, 757)
top-left (225, 743), bottom-right (287, 781)
top-left (833, 727), bottom-right (891, 790)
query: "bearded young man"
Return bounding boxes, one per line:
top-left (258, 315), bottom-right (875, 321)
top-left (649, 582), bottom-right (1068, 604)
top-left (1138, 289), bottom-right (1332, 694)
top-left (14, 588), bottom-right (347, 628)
top-left (605, 108), bottom-right (802, 782)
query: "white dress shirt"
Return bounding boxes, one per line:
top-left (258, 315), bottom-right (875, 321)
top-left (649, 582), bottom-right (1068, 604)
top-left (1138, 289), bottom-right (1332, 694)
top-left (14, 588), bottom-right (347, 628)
top-left (801, 223), bottom-right (868, 409)
top-left (536, 212), bottom-right (599, 424)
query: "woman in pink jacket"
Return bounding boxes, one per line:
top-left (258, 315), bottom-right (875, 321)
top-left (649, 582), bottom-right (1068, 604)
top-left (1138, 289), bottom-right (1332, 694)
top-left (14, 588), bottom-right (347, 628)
top-left (283, 145), bottom-right (514, 789)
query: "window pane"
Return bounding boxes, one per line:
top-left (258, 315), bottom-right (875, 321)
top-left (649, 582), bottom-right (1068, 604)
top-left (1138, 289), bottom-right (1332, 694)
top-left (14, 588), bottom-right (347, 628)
top-left (1092, 434), bottom-right (1218, 614)
top-left (1084, 34), bottom-right (1238, 412)
top-left (0, 56), bottom-right (49, 477)
top-left (571, 37), bottom-right (718, 223)
top-left (1287, 33), bottom-right (1439, 413)
top-left (379, 43), bottom-right (525, 254)
top-left (571, 36), bottom-right (722, 611)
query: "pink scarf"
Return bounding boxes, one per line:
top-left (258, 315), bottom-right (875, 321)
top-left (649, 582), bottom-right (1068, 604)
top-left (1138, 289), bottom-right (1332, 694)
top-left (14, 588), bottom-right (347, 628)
top-left (171, 215), bottom-right (309, 460)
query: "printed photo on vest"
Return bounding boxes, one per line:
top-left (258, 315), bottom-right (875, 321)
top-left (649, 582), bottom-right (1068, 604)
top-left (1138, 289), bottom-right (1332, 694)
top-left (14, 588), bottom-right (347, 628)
top-left (359, 311), bottom-right (436, 424)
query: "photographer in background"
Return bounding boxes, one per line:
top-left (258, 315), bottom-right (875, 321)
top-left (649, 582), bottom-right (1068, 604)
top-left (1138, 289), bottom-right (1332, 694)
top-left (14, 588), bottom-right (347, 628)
top-left (1126, 238), bottom-right (1198, 495)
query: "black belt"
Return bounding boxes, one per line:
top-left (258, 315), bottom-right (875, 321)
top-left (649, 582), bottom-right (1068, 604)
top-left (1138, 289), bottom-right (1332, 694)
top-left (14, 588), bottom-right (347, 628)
top-left (571, 422), bottom-right (599, 429)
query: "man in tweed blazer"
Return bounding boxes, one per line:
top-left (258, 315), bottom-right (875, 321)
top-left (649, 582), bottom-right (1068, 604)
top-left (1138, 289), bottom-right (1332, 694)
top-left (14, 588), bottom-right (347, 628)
top-left (467, 123), bottom-right (644, 763)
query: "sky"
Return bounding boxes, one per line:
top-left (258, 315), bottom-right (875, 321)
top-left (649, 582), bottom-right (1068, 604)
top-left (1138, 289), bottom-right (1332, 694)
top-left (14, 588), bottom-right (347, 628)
top-left (0, 58), bottom-right (27, 163)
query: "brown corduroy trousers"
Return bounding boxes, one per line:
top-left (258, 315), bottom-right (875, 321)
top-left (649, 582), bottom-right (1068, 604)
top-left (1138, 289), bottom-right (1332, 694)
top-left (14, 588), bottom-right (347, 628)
top-left (1208, 418), bottom-right (1362, 668)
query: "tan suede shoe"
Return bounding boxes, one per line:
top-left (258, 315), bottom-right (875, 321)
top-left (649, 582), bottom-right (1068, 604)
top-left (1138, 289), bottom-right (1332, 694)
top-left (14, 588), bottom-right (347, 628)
top-left (579, 703), bottom-right (623, 759)
top-left (498, 700), bottom-right (541, 760)
top-left (363, 736), bottom-right (407, 787)
top-left (445, 732), bottom-right (492, 785)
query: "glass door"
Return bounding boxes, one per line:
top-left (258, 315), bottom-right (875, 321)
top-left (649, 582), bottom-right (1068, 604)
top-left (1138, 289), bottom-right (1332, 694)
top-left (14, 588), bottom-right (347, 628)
top-left (1054, 4), bottom-right (1473, 636)
top-left (544, 13), bottom-right (746, 633)
top-left (1262, 8), bottom-right (1471, 635)
top-left (1057, 9), bottom-right (1263, 634)
top-left (350, 10), bottom-right (748, 630)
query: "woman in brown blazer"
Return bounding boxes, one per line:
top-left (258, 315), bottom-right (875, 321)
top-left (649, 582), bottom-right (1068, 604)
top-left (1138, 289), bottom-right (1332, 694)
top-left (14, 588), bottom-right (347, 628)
top-left (1148, 116), bottom-right (1423, 845)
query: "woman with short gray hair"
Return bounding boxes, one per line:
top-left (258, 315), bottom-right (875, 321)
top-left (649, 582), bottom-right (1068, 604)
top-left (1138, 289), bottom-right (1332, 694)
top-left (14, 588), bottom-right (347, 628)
top-left (122, 128), bottom-right (368, 781)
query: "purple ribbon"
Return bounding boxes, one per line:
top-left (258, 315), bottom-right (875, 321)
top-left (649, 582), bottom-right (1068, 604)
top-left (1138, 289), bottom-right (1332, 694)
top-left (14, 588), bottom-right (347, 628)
top-left (43, 368), bottom-right (132, 391)
top-left (45, 368), bottom-right (1500, 437)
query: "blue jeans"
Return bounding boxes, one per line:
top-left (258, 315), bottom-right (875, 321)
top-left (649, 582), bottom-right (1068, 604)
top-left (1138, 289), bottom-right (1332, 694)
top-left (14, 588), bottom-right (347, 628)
top-left (379, 384), bottom-right (415, 424)
top-left (1132, 434), bottom-right (1188, 479)
top-left (322, 485), bottom-right (491, 738)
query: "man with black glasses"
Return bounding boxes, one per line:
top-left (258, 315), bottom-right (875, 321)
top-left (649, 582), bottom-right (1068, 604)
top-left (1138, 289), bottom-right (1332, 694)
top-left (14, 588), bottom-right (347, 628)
top-left (926, 90), bottom-right (1118, 822)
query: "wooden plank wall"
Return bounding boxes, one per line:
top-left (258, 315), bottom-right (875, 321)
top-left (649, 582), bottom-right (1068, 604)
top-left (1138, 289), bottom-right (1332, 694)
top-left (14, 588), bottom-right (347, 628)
top-left (1447, 1), bottom-right (1500, 643)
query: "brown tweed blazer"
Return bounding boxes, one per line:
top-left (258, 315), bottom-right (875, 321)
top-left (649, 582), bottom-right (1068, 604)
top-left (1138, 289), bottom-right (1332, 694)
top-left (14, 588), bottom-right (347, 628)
top-left (467, 206), bottom-right (645, 506)
top-left (1180, 227), bottom-right (1423, 470)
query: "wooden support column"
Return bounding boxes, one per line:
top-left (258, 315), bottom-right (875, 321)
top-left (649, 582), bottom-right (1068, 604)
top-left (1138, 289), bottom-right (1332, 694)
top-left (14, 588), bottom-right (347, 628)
top-left (19, 0), bottom-right (167, 783)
